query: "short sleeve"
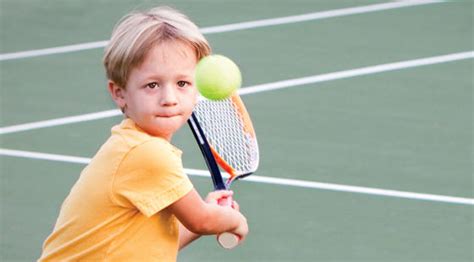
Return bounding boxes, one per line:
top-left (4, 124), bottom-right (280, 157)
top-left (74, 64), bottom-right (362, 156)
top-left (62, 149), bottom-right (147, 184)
top-left (111, 139), bottom-right (193, 217)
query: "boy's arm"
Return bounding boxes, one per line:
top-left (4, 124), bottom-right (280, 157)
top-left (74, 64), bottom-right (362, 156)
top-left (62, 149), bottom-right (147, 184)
top-left (177, 190), bottom-right (242, 250)
top-left (168, 189), bottom-right (248, 240)
top-left (178, 221), bottom-right (200, 250)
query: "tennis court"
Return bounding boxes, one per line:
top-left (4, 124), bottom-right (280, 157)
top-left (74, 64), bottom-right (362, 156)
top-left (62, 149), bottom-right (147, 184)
top-left (1, 0), bottom-right (472, 261)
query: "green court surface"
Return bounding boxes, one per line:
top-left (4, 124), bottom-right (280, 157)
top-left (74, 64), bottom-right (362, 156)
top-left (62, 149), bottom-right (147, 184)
top-left (1, 0), bottom-right (473, 261)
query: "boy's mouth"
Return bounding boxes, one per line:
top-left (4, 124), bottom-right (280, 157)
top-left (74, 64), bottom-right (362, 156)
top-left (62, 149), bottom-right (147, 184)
top-left (156, 113), bottom-right (180, 118)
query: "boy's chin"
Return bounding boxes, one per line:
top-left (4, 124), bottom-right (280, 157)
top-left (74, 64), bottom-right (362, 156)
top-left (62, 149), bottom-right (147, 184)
top-left (145, 119), bottom-right (184, 139)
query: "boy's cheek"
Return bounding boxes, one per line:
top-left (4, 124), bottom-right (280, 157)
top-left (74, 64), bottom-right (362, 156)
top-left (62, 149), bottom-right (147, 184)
top-left (191, 88), bottom-right (199, 105)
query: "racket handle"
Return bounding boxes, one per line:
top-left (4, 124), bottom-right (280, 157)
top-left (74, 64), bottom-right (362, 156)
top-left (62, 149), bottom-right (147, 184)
top-left (216, 195), bottom-right (240, 249)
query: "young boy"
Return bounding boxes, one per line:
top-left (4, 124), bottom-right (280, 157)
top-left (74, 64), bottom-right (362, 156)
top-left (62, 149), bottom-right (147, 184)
top-left (39, 6), bottom-right (248, 261)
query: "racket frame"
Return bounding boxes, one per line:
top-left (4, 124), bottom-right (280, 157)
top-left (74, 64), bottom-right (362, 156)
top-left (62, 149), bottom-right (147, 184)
top-left (188, 112), bottom-right (227, 191)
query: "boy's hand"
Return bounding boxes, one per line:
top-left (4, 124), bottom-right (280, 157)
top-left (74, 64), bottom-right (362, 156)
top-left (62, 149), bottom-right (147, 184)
top-left (205, 190), bottom-right (237, 209)
top-left (232, 212), bottom-right (248, 242)
top-left (205, 190), bottom-right (248, 244)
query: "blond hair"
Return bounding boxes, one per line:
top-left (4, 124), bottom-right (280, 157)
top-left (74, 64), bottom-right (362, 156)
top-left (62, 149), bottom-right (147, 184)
top-left (103, 6), bottom-right (211, 88)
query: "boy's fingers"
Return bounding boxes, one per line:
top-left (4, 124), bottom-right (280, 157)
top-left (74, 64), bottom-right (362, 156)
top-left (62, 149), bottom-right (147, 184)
top-left (231, 201), bottom-right (240, 211)
top-left (209, 190), bottom-right (233, 199)
top-left (218, 190), bottom-right (233, 196)
top-left (205, 190), bottom-right (234, 204)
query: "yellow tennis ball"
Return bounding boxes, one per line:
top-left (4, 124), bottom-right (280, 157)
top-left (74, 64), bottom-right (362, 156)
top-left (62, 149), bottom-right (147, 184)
top-left (195, 55), bottom-right (242, 100)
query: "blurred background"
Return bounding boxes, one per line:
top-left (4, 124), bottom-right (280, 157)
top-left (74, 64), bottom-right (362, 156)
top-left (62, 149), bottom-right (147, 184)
top-left (1, 0), bottom-right (472, 261)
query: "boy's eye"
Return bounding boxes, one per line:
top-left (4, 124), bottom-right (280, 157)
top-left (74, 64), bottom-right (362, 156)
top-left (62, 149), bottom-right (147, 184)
top-left (146, 82), bottom-right (158, 89)
top-left (177, 81), bottom-right (189, 88)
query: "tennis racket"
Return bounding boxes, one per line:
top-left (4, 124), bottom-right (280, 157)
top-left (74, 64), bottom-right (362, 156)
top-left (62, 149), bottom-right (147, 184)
top-left (188, 93), bottom-right (259, 249)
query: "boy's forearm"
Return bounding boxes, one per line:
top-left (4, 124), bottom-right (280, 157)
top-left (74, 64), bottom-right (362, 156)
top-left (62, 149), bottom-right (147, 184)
top-left (170, 190), bottom-right (243, 235)
top-left (178, 222), bottom-right (200, 250)
top-left (178, 206), bottom-right (241, 249)
top-left (206, 204), bottom-right (242, 233)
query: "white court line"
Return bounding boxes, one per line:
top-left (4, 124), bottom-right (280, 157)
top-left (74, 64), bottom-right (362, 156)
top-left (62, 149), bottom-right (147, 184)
top-left (1, 51), bottom-right (472, 135)
top-left (1, 148), bottom-right (472, 206)
top-left (0, 109), bottom-right (122, 135)
top-left (0, 0), bottom-right (441, 61)
top-left (238, 51), bottom-right (474, 95)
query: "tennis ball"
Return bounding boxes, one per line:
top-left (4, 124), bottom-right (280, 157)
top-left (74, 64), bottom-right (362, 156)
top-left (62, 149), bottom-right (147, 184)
top-left (195, 55), bottom-right (242, 100)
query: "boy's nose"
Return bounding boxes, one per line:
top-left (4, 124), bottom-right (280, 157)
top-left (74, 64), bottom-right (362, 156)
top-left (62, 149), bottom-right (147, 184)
top-left (160, 85), bottom-right (178, 106)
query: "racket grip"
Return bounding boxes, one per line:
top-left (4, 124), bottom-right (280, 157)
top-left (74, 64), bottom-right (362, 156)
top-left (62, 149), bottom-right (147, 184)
top-left (216, 195), bottom-right (240, 249)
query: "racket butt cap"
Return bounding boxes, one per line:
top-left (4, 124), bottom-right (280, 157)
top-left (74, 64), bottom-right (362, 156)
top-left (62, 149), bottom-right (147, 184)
top-left (217, 232), bottom-right (240, 249)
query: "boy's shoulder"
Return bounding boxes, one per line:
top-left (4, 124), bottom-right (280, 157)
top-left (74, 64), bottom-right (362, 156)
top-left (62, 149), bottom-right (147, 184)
top-left (109, 118), bottom-right (183, 165)
top-left (111, 118), bottom-right (152, 146)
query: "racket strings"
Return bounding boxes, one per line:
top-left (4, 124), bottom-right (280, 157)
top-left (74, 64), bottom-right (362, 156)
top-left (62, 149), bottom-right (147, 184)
top-left (194, 97), bottom-right (258, 175)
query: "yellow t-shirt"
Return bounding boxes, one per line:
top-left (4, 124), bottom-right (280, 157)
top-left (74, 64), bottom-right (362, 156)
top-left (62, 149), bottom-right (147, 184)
top-left (39, 119), bottom-right (193, 261)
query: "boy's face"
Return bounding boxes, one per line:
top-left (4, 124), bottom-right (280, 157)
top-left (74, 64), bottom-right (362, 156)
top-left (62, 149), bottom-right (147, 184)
top-left (109, 41), bottom-right (198, 141)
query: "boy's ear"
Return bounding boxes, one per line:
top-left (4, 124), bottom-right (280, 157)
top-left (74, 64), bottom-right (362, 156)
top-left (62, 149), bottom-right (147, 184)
top-left (107, 81), bottom-right (126, 109)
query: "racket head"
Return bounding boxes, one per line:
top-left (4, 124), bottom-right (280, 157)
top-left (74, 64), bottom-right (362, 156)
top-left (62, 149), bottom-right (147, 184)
top-left (193, 93), bottom-right (259, 185)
